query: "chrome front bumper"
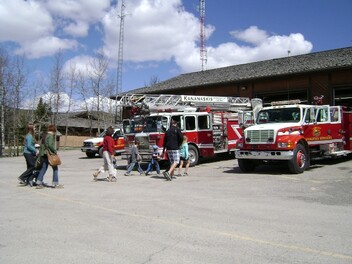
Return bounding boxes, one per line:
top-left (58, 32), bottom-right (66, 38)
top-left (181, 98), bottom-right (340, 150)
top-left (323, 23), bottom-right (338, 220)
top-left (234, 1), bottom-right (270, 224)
top-left (235, 149), bottom-right (294, 160)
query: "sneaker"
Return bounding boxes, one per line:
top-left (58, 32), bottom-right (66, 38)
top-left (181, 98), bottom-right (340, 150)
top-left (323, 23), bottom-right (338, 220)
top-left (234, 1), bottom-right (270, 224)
top-left (183, 173), bottom-right (188, 176)
top-left (124, 173), bottom-right (130, 176)
top-left (36, 184), bottom-right (44, 189)
top-left (17, 177), bottom-right (25, 184)
top-left (52, 184), bottom-right (64, 189)
top-left (93, 171), bottom-right (99, 180)
top-left (163, 171), bottom-right (172, 181)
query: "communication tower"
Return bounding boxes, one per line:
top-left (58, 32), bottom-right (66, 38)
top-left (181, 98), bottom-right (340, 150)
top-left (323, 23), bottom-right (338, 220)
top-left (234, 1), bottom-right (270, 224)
top-left (115, 0), bottom-right (126, 122)
top-left (117, 0), bottom-right (126, 95)
top-left (199, 0), bottom-right (207, 71)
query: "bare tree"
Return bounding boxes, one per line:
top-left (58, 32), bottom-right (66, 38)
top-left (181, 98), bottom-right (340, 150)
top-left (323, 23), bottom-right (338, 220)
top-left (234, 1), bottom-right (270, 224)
top-left (0, 48), bottom-right (27, 156)
top-left (0, 48), bottom-right (8, 156)
top-left (76, 69), bottom-right (95, 136)
top-left (49, 51), bottom-right (65, 127)
top-left (88, 53), bottom-right (109, 134)
top-left (63, 63), bottom-right (78, 148)
top-left (144, 75), bottom-right (160, 88)
top-left (10, 56), bottom-right (27, 156)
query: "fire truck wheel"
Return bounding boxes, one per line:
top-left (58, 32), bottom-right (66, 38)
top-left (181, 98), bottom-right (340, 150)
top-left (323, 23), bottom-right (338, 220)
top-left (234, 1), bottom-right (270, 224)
top-left (188, 145), bottom-right (199, 167)
top-left (98, 147), bottom-right (104, 158)
top-left (288, 143), bottom-right (307, 174)
top-left (238, 159), bottom-right (256, 172)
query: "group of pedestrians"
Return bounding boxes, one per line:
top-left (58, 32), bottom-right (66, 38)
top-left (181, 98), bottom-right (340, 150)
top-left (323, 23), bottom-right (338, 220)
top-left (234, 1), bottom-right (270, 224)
top-left (92, 119), bottom-right (190, 182)
top-left (17, 124), bottom-right (63, 189)
top-left (162, 119), bottom-right (190, 181)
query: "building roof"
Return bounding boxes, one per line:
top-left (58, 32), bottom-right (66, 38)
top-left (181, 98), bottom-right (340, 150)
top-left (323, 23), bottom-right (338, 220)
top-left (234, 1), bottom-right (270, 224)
top-left (128, 47), bottom-right (352, 94)
top-left (55, 111), bottom-right (115, 129)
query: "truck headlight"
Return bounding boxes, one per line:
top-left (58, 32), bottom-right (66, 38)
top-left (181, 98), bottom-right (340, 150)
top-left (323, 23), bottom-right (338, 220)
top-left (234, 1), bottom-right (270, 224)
top-left (277, 142), bottom-right (293, 148)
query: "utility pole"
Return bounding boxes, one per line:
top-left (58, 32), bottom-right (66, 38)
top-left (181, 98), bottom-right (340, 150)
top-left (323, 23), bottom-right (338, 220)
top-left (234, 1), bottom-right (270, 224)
top-left (199, 0), bottom-right (207, 71)
top-left (115, 0), bottom-right (126, 123)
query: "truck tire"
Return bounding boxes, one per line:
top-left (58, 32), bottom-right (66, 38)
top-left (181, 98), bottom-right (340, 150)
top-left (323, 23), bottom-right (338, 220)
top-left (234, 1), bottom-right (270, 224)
top-left (238, 159), bottom-right (256, 172)
top-left (188, 145), bottom-right (199, 167)
top-left (86, 151), bottom-right (96, 158)
top-left (98, 147), bottom-right (104, 158)
top-left (288, 143), bottom-right (308, 174)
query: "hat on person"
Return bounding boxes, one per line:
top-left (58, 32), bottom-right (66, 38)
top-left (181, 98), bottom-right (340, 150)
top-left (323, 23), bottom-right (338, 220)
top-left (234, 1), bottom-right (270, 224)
top-left (153, 145), bottom-right (158, 149)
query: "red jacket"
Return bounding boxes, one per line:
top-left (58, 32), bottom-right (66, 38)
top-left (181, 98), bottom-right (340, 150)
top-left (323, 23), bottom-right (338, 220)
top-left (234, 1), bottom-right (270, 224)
top-left (103, 135), bottom-right (114, 155)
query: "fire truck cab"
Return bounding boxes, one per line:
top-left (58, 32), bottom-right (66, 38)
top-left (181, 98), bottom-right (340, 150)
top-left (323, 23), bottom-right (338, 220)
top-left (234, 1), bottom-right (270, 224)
top-left (235, 100), bottom-right (352, 174)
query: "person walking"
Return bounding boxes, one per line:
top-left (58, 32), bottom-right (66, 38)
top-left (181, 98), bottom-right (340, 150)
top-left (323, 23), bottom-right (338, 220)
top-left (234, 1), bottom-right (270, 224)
top-left (35, 125), bottom-right (63, 189)
top-left (93, 126), bottom-right (117, 182)
top-left (178, 135), bottom-right (190, 176)
top-left (161, 119), bottom-right (183, 181)
top-left (18, 124), bottom-right (38, 187)
top-left (124, 140), bottom-right (144, 176)
top-left (144, 145), bottom-right (161, 176)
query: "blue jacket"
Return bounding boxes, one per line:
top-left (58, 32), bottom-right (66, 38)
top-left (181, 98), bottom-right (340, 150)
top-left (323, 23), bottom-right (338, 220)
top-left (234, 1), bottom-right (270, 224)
top-left (24, 133), bottom-right (36, 156)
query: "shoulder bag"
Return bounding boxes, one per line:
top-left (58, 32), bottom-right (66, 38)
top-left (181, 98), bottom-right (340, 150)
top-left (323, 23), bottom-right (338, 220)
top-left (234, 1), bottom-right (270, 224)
top-left (46, 149), bottom-right (62, 166)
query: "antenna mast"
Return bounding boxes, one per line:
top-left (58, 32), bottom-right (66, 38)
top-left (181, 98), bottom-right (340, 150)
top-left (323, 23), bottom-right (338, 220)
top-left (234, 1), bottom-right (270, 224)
top-left (115, 0), bottom-right (126, 123)
top-left (117, 0), bottom-right (126, 95)
top-left (199, 0), bottom-right (207, 71)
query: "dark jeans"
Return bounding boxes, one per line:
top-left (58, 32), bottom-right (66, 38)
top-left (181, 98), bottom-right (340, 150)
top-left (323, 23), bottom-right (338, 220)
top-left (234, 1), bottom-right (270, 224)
top-left (145, 160), bottom-right (160, 174)
top-left (19, 153), bottom-right (35, 182)
top-left (36, 155), bottom-right (59, 185)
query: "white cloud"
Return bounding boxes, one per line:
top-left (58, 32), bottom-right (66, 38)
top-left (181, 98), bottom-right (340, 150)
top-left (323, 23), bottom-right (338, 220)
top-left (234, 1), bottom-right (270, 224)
top-left (1, 0), bottom-right (314, 97)
top-left (0, 0), bottom-right (53, 42)
top-left (63, 55), bottom-right (94, 77)
top-left (0, 0), bottom-right (313, 73)
top-left (102, 0), bottom-right (214, 62)
top-left (182, 29), bottom-right (313, 71)
top-left (230, 26), bottom-right (268, 45)
top-left (15, 36), bottom-right (78, 59)
top-left (101, 1), bottom-right (312, 73)
top-left (21, 91), bottom-right (116, 113)
top-left (43, 0), bottom-right (111, 37)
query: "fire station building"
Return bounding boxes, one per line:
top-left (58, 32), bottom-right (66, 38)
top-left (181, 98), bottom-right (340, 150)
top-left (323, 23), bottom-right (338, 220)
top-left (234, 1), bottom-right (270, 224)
top-left (130, 47), bottom-right (352, 108)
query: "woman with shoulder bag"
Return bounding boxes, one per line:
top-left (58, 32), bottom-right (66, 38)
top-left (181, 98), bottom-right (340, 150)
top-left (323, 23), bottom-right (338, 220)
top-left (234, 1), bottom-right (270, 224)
top-left (35, 125), bottom-right (63, 189)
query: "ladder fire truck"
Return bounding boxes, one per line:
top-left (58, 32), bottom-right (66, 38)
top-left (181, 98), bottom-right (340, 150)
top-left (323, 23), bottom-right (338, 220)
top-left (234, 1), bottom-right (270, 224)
top-left (235, 98), bottom-right (352, 174)
top-left (118, 94), bottom-right (262, 166)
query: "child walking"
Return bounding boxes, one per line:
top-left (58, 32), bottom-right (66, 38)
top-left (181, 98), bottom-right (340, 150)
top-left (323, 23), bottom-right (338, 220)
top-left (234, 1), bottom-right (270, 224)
top-left (178, 135), bottom-right (190, 176)
top-left (145, 145), bottom-right (161, 176)
top-left (124, 140), bottom-right (144, 176)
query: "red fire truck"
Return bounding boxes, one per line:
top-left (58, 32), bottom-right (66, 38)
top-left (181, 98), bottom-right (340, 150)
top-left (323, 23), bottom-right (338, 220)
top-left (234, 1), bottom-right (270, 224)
top-left (118, 94), bottom-right (262, 166)
top-left (235, 99), bottom-right (352, 174)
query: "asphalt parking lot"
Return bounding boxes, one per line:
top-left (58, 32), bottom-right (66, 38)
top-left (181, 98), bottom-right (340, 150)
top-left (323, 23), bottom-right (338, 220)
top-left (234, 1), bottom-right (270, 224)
top-left (0, 150), bottom-right (351, 264)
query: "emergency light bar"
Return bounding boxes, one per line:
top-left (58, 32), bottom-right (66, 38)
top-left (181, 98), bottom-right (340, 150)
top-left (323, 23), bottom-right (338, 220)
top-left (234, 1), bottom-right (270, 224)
top-left (271, 99), bottom-right (301, 106)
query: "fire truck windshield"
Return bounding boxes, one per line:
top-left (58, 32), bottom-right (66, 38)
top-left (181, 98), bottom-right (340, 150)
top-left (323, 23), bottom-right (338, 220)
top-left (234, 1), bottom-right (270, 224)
top-left (142, 116), bottom-right (168, 133)
top-left (257, 107), bottom-right (301, 124)
top-left (123, 117), bottom-right (145, 134)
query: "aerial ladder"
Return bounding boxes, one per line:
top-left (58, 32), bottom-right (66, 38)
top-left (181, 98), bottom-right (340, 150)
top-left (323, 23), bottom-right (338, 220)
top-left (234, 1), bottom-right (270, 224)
top-left (117, 93), bottom-right (261, 115)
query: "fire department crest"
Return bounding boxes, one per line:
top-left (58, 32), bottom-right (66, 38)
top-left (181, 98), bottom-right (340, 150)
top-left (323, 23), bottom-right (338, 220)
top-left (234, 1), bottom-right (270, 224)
top-left (312, 127), bottom-right (321, 137)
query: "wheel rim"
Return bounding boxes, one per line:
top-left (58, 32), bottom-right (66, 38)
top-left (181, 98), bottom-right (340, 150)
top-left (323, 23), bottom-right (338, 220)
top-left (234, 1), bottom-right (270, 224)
top-left (189, 150), bottom-right (196, 164)
top-left (296, 150), bottom-right (306, 168)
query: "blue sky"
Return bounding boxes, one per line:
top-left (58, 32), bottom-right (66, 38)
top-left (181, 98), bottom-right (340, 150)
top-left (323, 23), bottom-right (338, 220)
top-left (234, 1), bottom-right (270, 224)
top-left (0, 0), bottom-right (351, 111)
